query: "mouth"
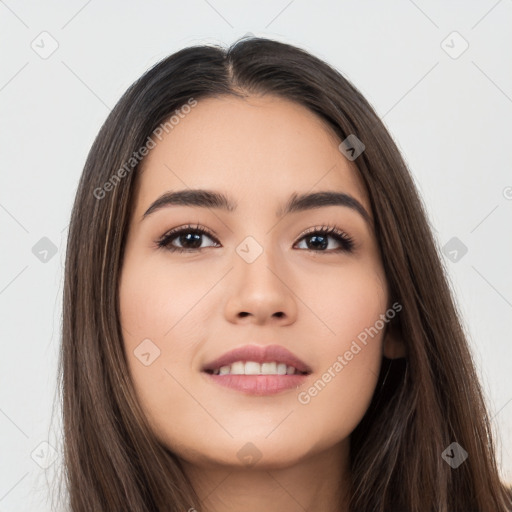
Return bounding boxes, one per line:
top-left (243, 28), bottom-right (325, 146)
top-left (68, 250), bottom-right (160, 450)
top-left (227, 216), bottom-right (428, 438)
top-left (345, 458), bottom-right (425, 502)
top-left (203, 361), bottom-right (309, 376)
top-left (201, 344), bottom-right (312, 396)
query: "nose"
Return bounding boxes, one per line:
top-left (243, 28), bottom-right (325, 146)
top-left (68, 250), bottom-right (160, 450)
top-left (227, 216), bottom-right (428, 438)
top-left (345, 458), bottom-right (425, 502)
top-left (224, 245), bottom-right (298, 326)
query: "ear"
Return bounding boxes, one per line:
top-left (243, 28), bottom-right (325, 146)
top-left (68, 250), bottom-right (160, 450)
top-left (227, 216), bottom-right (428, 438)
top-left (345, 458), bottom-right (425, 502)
top-left (382, 320), bottom-right (406, 359)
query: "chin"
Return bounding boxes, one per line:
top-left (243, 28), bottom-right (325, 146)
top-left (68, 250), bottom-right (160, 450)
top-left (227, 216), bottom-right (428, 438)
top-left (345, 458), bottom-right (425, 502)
top-left (168, 435), bottom-right (313, 470)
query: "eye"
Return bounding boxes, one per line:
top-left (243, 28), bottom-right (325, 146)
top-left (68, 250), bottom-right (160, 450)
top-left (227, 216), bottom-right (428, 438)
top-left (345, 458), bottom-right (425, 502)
top-left (294, 224), bottom-right (355, 253)
top-left (156, 224), bottom-right (220, 253)
top-left (155, 223), bottom-right (355, 254)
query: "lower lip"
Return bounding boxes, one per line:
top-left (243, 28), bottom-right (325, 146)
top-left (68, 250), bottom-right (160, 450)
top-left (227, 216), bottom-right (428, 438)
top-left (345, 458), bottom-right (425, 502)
top-left (203, 372), bottom-right (309, 396)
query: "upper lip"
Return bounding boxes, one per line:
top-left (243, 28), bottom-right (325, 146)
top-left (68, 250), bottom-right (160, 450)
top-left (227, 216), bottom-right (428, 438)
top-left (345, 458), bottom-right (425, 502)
top-left (202, 344), bottom-right (312, 374)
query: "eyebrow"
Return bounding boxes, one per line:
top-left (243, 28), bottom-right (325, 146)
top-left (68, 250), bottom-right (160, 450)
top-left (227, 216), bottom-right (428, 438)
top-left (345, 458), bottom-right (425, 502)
top-left (142, 189), bottom-right (372, 227)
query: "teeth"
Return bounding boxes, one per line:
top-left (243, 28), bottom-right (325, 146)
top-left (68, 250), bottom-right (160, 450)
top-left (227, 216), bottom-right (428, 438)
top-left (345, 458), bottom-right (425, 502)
top-left (210, 360), bottom-right (302, 376)
top-left (230, 361), bottom-right (245, 375)
top-left (245, 361), bottom-right (260, 375)
top-left (261, 362), bottom-right (277, 374)
top-left (277, 363), bottom-right (287, 375)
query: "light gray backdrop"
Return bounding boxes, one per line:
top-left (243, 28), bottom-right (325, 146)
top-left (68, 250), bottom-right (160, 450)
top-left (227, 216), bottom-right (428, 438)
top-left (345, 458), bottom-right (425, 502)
top-left (1, 1), bottom-right (511, 510)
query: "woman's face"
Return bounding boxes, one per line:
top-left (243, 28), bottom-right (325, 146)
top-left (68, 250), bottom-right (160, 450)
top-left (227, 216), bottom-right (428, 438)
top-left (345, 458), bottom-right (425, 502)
top-left (119, 94), bottom-right (398, 469)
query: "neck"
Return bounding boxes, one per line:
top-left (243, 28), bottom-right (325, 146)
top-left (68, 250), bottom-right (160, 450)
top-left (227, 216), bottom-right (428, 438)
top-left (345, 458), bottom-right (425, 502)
top-left (181, 440), bottom-right (351, 512)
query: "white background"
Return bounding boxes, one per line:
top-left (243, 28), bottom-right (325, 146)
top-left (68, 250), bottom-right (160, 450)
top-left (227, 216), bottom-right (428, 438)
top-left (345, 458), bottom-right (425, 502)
top-left (1, 1), bottom-right (511, 510)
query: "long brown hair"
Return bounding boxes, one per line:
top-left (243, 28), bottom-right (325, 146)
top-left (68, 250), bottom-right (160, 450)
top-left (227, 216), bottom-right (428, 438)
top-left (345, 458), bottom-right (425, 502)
top-left (57, 36), bottom-right (512, 511)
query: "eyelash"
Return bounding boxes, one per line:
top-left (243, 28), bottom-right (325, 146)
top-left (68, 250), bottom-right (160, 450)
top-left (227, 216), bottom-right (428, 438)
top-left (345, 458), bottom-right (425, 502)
top-left (155, 223), bottom-right (355, 254)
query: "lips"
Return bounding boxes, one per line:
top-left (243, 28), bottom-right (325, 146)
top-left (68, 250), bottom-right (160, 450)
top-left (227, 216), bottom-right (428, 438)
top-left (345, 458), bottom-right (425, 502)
top-left (201, 344), bottom-right (312, 375)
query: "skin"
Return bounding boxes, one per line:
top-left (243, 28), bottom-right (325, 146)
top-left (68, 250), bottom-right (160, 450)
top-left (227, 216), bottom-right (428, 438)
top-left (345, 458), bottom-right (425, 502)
top-left (119, 94), bottom-right (405, 512)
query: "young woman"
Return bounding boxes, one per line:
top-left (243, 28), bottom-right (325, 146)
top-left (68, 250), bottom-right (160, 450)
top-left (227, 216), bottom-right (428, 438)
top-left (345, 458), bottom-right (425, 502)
top-left (59, 36), bottom-right (512, 511)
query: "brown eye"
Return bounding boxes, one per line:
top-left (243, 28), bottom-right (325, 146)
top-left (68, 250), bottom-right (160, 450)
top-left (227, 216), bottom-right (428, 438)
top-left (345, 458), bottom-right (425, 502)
top-left (294, 225), bottom-right (355, 253)
top-left (156, 224), bottom-right (220, 253)
top-left (155, 224), bottom-right (355, 254)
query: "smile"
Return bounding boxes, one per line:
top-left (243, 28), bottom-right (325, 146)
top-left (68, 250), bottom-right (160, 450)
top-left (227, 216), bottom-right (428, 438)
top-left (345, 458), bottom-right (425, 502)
top-left (204, 360), bottom-right (309, 376)
top-left (201, 344), bottom-right (312, 395)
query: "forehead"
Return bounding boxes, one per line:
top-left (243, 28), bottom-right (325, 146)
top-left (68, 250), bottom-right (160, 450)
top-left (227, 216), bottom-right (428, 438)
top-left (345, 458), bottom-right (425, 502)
top-left (135, 95), bottom-right (370, 217)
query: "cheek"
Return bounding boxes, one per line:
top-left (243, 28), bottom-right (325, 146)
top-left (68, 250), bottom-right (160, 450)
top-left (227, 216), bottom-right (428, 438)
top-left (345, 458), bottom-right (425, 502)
top-left (118, 253), bottom-right (219, 439)
top-left (306, 259), bottom-right (387, 346)
top-left (119, 250), bottom-right (224, 361)
top-left (119, 255), bottom-right (204, 335)
top-left (292, 265), bottom-right (386, 441)
top-left (335, 261), bottom-right (387, 315)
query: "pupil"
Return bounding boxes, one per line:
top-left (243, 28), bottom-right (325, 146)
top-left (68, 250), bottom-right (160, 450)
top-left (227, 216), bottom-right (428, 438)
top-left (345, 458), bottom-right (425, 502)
top-left (308, 235), bottom-right (327, 250)
top-left (181, 233), bottom-right (202, 248)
